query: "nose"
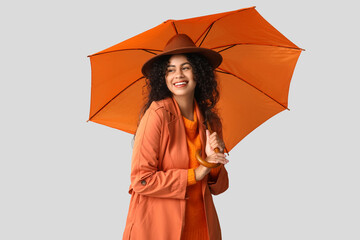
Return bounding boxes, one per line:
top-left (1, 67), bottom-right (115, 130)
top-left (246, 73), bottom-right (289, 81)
top-left (174, 68), bottom-right (184, 79)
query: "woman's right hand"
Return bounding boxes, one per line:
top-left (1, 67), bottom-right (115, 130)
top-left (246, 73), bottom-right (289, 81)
top-left (194, 153), bottom-right (229, 181)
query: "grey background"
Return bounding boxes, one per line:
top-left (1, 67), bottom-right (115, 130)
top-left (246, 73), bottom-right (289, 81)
top-left (1, 0), bottom-right (359, 239)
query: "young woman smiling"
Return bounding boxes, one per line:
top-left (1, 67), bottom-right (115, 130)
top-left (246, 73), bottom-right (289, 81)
top-left (123, 34), bottom-right (229, 240)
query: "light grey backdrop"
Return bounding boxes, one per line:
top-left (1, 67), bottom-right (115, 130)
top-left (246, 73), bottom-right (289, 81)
top-left (1, 0), bottom-right (359, 239)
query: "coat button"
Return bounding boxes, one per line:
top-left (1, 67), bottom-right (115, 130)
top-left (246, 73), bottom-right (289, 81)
top-left (141, 180), bottom-right (146, 186)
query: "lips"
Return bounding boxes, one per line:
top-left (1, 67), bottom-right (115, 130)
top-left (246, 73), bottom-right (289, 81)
top-left (173, 81), bottom-right (188, 87)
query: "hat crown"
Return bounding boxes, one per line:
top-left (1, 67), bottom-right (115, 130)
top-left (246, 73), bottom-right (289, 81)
top-left (163, 34), bottom-right (196, 52)
top-left (141, 34), bottom-right (222, 77)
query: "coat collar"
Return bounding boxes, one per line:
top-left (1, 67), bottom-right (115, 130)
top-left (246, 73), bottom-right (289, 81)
top-left (158, 97), bottom-right (206, 126)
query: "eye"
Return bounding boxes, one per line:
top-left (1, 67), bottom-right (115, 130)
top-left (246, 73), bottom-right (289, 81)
top-left (182, 66), bottom-right (191, 71)
top-left (166, 68), bottom-right (175, 73)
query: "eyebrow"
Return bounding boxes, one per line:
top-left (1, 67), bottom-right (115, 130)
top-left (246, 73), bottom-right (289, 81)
top-left (167, 62), bottom-right (191, 68)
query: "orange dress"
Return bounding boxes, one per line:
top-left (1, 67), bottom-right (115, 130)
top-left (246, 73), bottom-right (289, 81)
top-left (181, 111), bottom-right (221, 240)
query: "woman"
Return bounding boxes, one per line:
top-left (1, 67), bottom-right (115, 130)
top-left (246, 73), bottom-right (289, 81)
top-left (123, 34), bottom-right (229, 240)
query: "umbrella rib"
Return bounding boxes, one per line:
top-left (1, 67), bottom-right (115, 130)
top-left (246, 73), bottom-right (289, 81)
top-left (191, 8), bottom-right (304, 52)
top-left (217, 44), bottom-right (236, 53)
top-left (212, 43), bottom-right (304, 52)
top-left (215, 68), bottom-right (290, 110)
top-left (198, 23), bottom-right (214, 47)
top-left (195, 6), bottom-right (256, 47)
top-left (171, 21), bottom-right (179, 34)
top-left (143, 49), bottom-right (159, 55)
top-left (88, 76), bottom-right (145, 121)
top-left (88, 48), bottom-right (162, 57)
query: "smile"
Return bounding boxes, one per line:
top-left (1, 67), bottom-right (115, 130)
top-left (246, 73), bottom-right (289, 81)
top-left (173, 81), bottom-right (188, 87)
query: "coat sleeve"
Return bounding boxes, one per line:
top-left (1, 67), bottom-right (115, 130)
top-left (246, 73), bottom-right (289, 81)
top-left (208, 165), bottom-right (229, 195)
top-left (130, 107), bottom-right (188, 199)
top-left (207, 120), bottom-right (229, 195)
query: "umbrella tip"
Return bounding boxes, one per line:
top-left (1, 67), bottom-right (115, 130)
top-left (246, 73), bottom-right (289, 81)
top-left (163, 19), bottom-right (174, 23)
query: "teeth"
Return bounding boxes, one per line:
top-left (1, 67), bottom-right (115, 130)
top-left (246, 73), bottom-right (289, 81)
top-left (174, 82), bottom-right (187, 86)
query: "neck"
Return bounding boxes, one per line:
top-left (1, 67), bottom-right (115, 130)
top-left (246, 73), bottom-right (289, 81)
top-left (173, 95), bottom-right (194, 120)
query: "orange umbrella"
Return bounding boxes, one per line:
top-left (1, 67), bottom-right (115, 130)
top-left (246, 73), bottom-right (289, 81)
top-left (88, 6), bottom-right (303, 152)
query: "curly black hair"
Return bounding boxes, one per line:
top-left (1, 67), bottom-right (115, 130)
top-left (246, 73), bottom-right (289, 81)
top-left (138, 53), bottom-right (222, 133)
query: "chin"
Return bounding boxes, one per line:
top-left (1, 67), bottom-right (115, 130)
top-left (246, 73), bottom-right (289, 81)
top-left (172, 91), bottom-right (194, 98)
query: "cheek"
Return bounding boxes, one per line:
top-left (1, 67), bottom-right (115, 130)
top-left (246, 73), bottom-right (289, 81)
top-left (193, 82), bottom-right (197, 91)
top-left (165, 76), bottom-right (172, 89)
top-left (190, 75), bottom-right (196, 87)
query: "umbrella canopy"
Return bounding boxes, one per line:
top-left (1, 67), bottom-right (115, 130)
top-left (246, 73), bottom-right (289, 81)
top-left (88, 6), bottom-right (303, 151)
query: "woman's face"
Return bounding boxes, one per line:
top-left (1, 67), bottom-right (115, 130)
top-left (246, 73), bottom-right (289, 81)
top-left (165, 54), bottom-right (196, 98)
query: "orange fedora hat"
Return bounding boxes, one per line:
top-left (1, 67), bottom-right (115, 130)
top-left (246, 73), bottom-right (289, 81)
top-left (141, 34), bottom-right (223, 77)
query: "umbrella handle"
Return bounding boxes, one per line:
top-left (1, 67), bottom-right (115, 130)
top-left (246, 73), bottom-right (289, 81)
top-left (195, 149), bottom-right (221, 168)
top-left (195, 121), bottom-right (221, 168)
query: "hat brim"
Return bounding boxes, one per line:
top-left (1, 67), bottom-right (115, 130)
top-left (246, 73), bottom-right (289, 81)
top-left (141, 47), bottom-right (222, 77)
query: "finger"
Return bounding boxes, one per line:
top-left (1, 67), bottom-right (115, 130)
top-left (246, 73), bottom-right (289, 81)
top-left (211, 138), bottom-right (224, 151)
top-left (208, 153), bottom-right (225, 161)
top-left (208, 156), bottom-right (228, 164)
top-left (215, 143), bottom-right (224, 152)
top-left (216, 153), bottom-right (226, 158)
top-left (205, 130), bottom-right (211, 149)
top-left (210, 132), bottom-right (218, 138)
top-left (209, 139), bottom-right (217, 148)
top-left (209, 133), bottom-right (218, 142)
top-left (206, 129), bottom-right (210, 140)
top-left (210, 141), bottom-right (222, 151)
top-left (209, 136), bottom-right (221, 145)
top-left (210, 136), bottom-right (222, 146)
top-left (210, 139), bottom-right (221, 146)
top-left (217, 156), bottom-right (229, 164)
top-left (207, 153), bottom-right (225, 158)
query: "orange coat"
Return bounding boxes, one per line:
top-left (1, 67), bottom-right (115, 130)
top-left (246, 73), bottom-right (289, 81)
top-left (123, 97), bottom-right (229, 240)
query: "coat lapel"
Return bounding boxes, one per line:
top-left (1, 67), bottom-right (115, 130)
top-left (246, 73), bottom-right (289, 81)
top-left (161, 97), bottom-right (189, 169)
top-left (159, 97), bottom-right (207, 170)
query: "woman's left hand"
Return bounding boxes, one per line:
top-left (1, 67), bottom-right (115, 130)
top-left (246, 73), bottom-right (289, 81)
top-left (205, 129), bottom-right (225, 156)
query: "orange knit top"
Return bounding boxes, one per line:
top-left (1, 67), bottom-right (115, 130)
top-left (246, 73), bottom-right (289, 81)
top-left (181, 109), bottom-right (221, 240)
